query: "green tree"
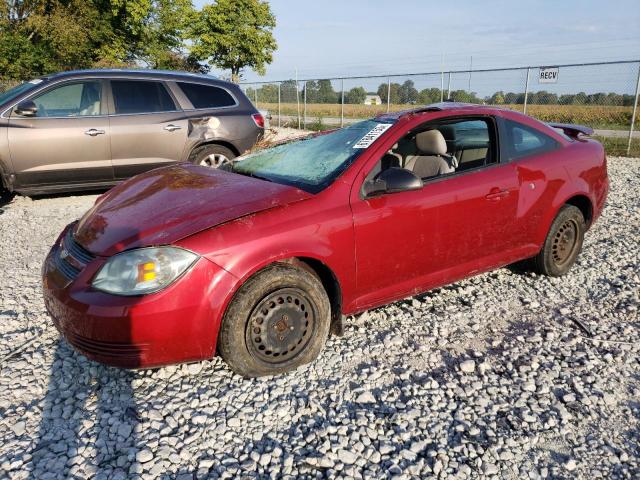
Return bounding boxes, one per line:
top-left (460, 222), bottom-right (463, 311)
top-left (377, 82), bottom-right (401, 104)
top-left (304, 80), bottom-right (320, 103)
top-left (190, 0), bottom-right (276, 82)
top-left (398, 80), bottom-right (418, 103)
top-left (280, 79), bottom-right (299, 103)
top-left (489, 91), bottom-right (505, 104)
top-left (418, 87), bottom-right (441, 104)
top-left (345, 86), bottom-right (366, 104)
top-left (0, 0), bottom-right (201, 81)
top-left (316, 79), bottom-right (337, 103)
top-left (257, 83), bottom-right (279, 103)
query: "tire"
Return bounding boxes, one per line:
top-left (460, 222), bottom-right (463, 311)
top-left (218, 263), bottom-right (331, 377)
top-left (531, 205), bottom-right (585, 277)
top-left (0, 186), bottom-right (14, 209)
top-left (189, 144), bottom-right (236, 168)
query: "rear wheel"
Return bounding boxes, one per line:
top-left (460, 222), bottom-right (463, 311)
top-left (189, 144), bottom-right (235, 168)
top-left (218, 263), bottom-right (331, 377)
top-left (532, 205), bottom-right (585, 277)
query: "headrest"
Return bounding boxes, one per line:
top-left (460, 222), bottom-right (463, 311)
top-left (416, 129), bottom-right (448, 156)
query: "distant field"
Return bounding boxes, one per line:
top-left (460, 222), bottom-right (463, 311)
top-left (257, 102), bottom-right (638, 129)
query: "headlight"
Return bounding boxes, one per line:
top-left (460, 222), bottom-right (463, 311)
top-left (92, 247), bottom-right (198, 296)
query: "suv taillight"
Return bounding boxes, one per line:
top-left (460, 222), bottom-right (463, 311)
top-left (251, 113), bottom-right (265, 128)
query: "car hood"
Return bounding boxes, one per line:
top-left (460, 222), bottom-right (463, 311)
top-left (73, 164), bottom-right (312, 256)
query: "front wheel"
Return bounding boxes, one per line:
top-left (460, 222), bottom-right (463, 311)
top-left (218, 264), bottom-right (331, 377)
top-left (532, 205), bottom-right (585, 277)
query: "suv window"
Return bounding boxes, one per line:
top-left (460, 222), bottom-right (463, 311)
top-left (111, 80), bottom-right (176, 115)
top-left (503, 119), bottom-right (558, 160)
top-left (177, 82), bottom-right (236, 109)
top-left (31, 81), bottom-right (102, 117)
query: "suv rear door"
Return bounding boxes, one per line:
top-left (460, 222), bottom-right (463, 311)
top-left (7, 79), bottom-right (112, 189)
top-left (107, 79), bottom-right (188, 179)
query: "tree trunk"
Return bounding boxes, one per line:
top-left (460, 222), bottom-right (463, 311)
top-left (231, 66), bottom-right (240, 84)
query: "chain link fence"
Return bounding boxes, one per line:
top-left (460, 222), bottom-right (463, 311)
top-left (241, 60), bottom-right (640, 156)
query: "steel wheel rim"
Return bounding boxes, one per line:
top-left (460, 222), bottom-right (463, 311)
top-left (245, 288), bottom-right (316, 365)
top-left (552, 219), bottom-right (578, 267)
top-left (199, 153), bottom-right (229, 168)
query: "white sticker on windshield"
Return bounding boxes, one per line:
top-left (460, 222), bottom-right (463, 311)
top-left (352, 123), bottom-right (393, 149)
top-left (28, 79), bottom-right (43, 84)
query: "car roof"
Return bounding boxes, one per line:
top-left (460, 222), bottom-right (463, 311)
top-left (41, 69), bottom-right (234, 87)
top-left (376, 102), bottom-right (510, 122)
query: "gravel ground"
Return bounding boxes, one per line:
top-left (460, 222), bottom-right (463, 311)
top-left (0, 157), bottom-right (638, 480)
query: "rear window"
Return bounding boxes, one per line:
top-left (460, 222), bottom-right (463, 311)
top-left (111, 80), bottom-right (176, 114)
top-left (177, 82), bottom-right (236, 109)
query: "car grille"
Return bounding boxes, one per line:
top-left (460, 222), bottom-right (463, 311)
top-left (54, 228), bottom-right (96, 280)
top-left (64, 330), bottom-right (149, 360)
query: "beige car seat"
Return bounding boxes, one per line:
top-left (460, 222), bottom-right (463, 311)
top-left (405, 130), bottom-right (458, 178)
top-left (79, 101), bottom-right (100, 116)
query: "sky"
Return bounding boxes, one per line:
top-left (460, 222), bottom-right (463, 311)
top-left (193, 0), bottom-right (640, 94)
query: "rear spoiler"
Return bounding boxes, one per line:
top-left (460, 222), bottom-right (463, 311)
top-left (547, 122), bottom-right (594, 138)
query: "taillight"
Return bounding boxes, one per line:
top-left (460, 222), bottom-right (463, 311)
top-left (251, 113), bottom-right (265, 128)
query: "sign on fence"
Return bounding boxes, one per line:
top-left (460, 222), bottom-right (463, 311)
top-left (539, 67), bottom-right (559, 83)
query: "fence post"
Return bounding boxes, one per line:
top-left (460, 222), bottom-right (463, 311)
top-left (254, 86), bottom-right (258, 107)
top-left (386, 77), bottom-right (391, 113)
top-left (295, 78), bottom-right (300, 130)
top-left (277, 82), bottom-right (281, 128)
top-left (447, 72), bottom-right (451, 100)
top-left (523, 67), bottom-right (531, 114)
top-left (627, 62), bottom-right (640, 156)
top-left (440, 71), bottom-right (444, 102)
top-left (303, 81), bottom-right (307, 130)
top-left (341, 78), bottom-right (345, 128)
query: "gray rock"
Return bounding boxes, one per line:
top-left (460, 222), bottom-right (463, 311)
top-left (12, 421), bottom-right (26, 436)
top-left (356, 391), bottom-right (376, 404)
top-left (483, 462), bottom-right (499, 475)
top-left (136, 450), bottom-right (154, 464)
top-left (337, 449), bottom-right (358, 465)
top-left (460, 360), bottom-right (476, 374)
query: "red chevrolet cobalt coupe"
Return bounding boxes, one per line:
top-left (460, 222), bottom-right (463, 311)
top-left (43, 103), bottom-right (608, 377)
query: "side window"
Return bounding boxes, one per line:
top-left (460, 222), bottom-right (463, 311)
top-left (177, 82), bottom-right (236, 109)
top-left (503, 119), bottom-right (558, 160)
top-left (366, 117), bottom-right (497, 186)
top-left (441, 119), bottom-right (494, 171)
top-left (31, 81), bottom-right (102, 117)
top-left (111, 80), bottom-right (176, 115)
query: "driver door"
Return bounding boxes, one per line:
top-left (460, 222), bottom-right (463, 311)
top-left (7, 80), bottom-right (112, 189)
top-left (350, 116), bottom-right (520, 310)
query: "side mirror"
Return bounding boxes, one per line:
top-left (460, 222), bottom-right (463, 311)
top-left (14, 100), bottom-right (38, 117)
top-left (364, 167), bottom-right (423, 197)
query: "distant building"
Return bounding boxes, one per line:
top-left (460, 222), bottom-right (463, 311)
top-left (364, 94), bottom-right (382, 105)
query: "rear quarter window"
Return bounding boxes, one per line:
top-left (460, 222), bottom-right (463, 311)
top-left (177, 82), bottom-right (237, 109)
top-left (502, 118), bottom-right (559, 161)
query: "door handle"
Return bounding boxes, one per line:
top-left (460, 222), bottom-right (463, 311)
top-left (84, 129), bottom-right (105, 136)
top-left (164, 124), bottom-right (182, 132)
top-left (485, 188), bottom-right (510, 200)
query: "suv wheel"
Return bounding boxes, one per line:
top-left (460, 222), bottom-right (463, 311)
top-left (189, 144), bottom-right (236, 168)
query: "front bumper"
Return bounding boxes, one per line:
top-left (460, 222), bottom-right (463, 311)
top-left (42, 226), bottom-right (237, 368)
